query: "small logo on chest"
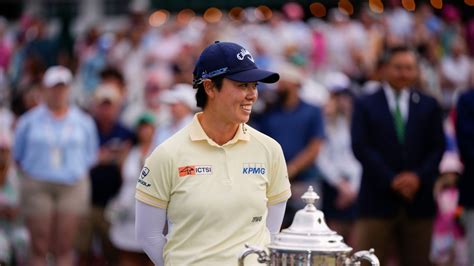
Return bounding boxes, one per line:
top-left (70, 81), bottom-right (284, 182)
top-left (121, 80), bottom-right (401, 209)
top-left (178, 165), bottom-right (213, 177)
top-left (242, 163), bottom-right (266, 175)
top-left (252, 216), bottom-right (263, 223)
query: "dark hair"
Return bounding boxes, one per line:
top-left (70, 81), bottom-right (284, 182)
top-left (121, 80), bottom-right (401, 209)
top-left (381, 45), bottom-right (419, 65)
top-left (195, 76), bottom-right (224, 109)
top-left (100, 67), bottom-right (125, 86)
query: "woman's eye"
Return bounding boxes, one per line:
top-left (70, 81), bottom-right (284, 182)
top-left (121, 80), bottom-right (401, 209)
top-left (239, 83), bottom-right (257, 89)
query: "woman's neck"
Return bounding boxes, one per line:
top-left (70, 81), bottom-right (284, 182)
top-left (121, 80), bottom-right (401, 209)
top-left (198, 112), bottom-right (239, 146)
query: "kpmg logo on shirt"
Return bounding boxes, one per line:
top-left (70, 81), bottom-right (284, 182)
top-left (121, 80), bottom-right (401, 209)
top-left (178, 165), bottom-right (213, 177)
top-left (242, 163), bottom-right (266, 175)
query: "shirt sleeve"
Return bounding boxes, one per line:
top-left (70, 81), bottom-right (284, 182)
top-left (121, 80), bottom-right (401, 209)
top-left (266, 201), bottom-right (287, 234)
top-left (13, 115), bottom-right (29, 165)
top-left (317, 143), bottom-right (343, 187)
top-left (135, 200), bottom-right (166, 266)
top-left (310, 106), bottom-right (325, 139)
top-left (85, 115), bottom-right (99, 168)
top-left (135, 146), bottom-right (173, 209)
top-left (267, 142), bottom-right (291, 205)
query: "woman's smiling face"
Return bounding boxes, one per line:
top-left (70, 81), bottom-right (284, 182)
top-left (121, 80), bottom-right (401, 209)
top-left (211, 78), bottom-right (258, 125)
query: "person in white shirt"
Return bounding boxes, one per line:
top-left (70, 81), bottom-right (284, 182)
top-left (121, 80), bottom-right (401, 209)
top-left (318, 72), bottom-right (360, 245)
top-left (153, 83), bottom-right (196, 146)
top-left (107, 113), bottom-right (156, 266)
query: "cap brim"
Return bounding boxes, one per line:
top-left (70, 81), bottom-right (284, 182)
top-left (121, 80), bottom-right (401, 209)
top-left (46, 81), bottom-right (69, 88)
top-left (226, 69), bottom-right (280, 83)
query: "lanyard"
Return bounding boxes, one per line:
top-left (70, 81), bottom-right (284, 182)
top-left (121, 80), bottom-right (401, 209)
top-left (44, 110), bottom-right (72, 169)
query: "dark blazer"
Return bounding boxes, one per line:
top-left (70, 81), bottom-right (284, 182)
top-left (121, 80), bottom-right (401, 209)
top-left (351, 88), bottom-right (445, 218)
top-left (456, 90), bottom-right (474, 209)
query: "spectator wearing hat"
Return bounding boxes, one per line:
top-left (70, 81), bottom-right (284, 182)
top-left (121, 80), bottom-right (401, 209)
top-left (253, 62), bottom-right (324, 228)
top-left (135, 41), bottom-right (290, 265)
top-left (0, 129), bottom-right (29, 266)
top-left (456, 89), bottom-right (474, 264)
top-left (106, 113), bottom-right (155, 266)
top-left (13, 65), bottom-right (99, 265)
top-left (430, 152), bottom-right (468, 265)
top-left (77, 83), bottom-right (134, 266)
top-left (153, 83), bottom-right (196, 145)
top-left (317, 72), bottom-right (360, 246)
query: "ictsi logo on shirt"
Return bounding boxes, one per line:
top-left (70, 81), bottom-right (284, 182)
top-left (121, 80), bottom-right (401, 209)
top-left (178, 165), bottom-right (213, 177)
top-left (242, 163), bottom-right (266, 174)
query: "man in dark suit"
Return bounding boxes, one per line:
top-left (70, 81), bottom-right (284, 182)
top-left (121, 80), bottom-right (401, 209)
top-left (351, 46), bottom-right (445, 266)
top-left (456, 89), bottom-right (474, 264)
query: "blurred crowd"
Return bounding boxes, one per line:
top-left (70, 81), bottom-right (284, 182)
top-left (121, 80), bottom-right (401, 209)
top-left (0, 1), bottom-right (473, 265)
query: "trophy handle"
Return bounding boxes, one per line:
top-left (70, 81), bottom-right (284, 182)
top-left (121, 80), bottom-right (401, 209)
top-left (347, 248), bottom-right (380, 266)
top-left (238, 244), bottom-right (270, 266)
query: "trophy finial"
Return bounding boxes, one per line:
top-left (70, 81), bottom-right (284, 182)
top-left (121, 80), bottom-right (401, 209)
top-left (301, 186), bottom-right (320, 209)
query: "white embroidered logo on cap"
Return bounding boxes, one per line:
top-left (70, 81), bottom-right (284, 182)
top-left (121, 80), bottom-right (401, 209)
top-left (237, 48), bottom-right (255, 62)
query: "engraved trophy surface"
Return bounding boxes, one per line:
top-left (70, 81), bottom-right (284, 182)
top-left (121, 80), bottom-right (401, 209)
top-left (239, 186), bottom-right (380, 266)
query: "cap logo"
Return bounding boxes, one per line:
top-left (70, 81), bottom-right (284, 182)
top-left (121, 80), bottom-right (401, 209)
top-left (237, 48), bottom-right (254, 63)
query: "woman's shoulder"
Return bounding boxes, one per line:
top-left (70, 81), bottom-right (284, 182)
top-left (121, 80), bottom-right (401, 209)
top-left (162, 125), bottom-right (191, 146)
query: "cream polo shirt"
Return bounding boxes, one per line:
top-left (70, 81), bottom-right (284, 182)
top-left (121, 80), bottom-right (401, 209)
top-left (136, 113), bottom-right (291, 266)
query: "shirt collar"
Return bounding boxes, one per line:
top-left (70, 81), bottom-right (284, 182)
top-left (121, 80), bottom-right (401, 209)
top-left (189, 113), bottom-right (250, 146)
top-left (382, 83), bottom-right (410, 121)
top-left (39, 104), bottom-right (74, 120)
top-left (383, 83), bottom-right (409, 103)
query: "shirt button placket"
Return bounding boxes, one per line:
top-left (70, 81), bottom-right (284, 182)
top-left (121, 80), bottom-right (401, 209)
top-left (222, 147), bottom-right (232, 185)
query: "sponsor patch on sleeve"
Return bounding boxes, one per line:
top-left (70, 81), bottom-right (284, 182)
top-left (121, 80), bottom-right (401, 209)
top-left (140, 167), bottom-right (150, 179)
top-left (138, 166), bottom-right (151, 187)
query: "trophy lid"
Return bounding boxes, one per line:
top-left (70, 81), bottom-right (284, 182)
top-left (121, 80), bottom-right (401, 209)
top-left (267, 186), bottom-right (352, 253)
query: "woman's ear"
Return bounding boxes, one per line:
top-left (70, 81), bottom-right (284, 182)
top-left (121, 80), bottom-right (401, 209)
top-left (203, 79), bottom-right (215, 99)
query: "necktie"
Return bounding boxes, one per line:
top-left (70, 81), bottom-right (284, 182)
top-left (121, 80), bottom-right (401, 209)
top-left (394, 94), bottom-right (405, 143)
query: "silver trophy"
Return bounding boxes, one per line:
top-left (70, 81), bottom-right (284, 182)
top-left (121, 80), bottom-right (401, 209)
top-left (239, 186), bottom-right (380, 266)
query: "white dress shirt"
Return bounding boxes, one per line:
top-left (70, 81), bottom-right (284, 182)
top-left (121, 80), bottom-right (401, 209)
top-left (383, 83), bottom-right (410, 122)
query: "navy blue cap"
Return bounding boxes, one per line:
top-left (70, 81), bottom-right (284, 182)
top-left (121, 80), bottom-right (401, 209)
top-left (193, 41), bottom-right (279, 88)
